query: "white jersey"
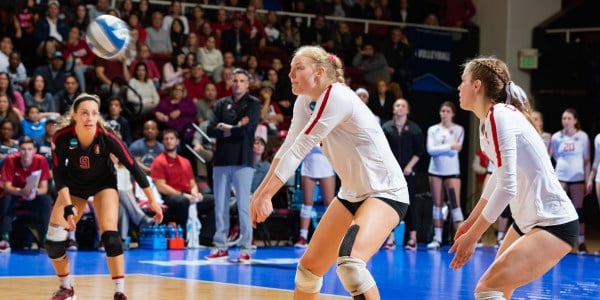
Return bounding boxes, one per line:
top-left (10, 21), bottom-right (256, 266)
top-left (301, 146), bottom-right (335, 179)
top-left (274, 82), bottom-right (408, 203)
top-left (551, 130), bottom-right (590, 182)
top-left (592, 134), bottom-right (600, 182)
top-left (427, 123), bottom-right (464, 176)
top-left (480, 104), bottom-right (577, 232)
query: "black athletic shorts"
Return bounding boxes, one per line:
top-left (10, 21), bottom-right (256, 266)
top-left (512, 220), bottom-right (579, 247)
top-left (428, 173), bottom-right (461, 179)
top-left (69, 179), bottom-right (118, 200)
top-left (337, 197), bottom-right (408, 225)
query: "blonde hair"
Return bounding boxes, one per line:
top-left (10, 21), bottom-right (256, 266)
top-left (293, 46), bottom-right (344, 84)
top-left (59, 93), bottom-right (107, 129)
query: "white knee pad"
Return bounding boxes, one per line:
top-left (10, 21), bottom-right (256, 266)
top-left (295, 263), bottom-right (323, 293)
top-left (475, 291), bottom-right (505, 300)
top-left (433, 206), bottom-right (443, 220)
top-left (300, 205), bottom-right (313, 219)
top-left (451, 207), bottom-right (464, 222)
top-left (336, 256), bottom-right (376, 296)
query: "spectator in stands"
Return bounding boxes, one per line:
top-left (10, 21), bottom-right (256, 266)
top-left (441, 0), bottom-right (476, 27)
top-left (33, 0), bottom-right (69, 45)
top-left (129, 120), bottom-right (163, 176)
top-left (155, 83), bottom-right (197, 134)
top-left (352, 43), bottom-right (391, 86)
top-left (54, 75), bottom-right (80, 115)
top-left (242, 4), bottom-right (267, 49)
top-left (351, 0), bottom-right (374, 19)
top-left (216, 66), bottom-right (233, 98)
top-left (161, 50), bottom-right (188, 91)
top-left (367, 79), bottom-right (395, 124)
top-left (278, 16), bottom-right (301, 54)
top-left (0, 94), bottom-right (21, 138)
top-left (0, 136), bottom-right (53, 252)
top-left (184, 63), bottom-right (210, 104)
top-left (331, 21), bottom-right (353, 55)
top-left (264, 11), bottom-right (281, 47)
top-left (355, 87), bottom-right (369, 104)
top-left (0, 37), bottom-right (14, 75)
top-left (189, 5), bottom-right (207, 36)
top-left (62, 26), bottom-right (95, 93)
top-left (127, 13), bottom-right (146, 44)
top-left (381, 98), bottom-right (425, 250)
top-left (95, 55), bottom-right (131, 96)
top-left (245, 55), bottom-right (263, 91)
top-left (198, 21), bottom-right (218, 48)
top-left (34, 116), bottom-right (59, 169)
top-left (163, 0), bottom-right (189, 35)
top-left (127, 62), bottom-right (160, 116)
top-left (146, 11), bottom-right (173, 54)
top-left (381, 27), bottom-right (411, 94)
top-left (303, 15), bottom-right (334, 52)
top-left (4, 52), bottom-right (28, 94)
top-left (103, 97), bottom-right (132, 145)
top-left (423, 13), bottom-right (440, 26)
top-left (195, 81), bottom-right (218, 131)
top-left (170, 18), bottom-right (187, 54)
top-left (258, 84), bottom-right (283, 133)
top-left (183, 32), bottom-right (200, 57)
top-left (21, 105), bottom-right (46, 139)
top-left (123, 27), bottom-right (140, 68)
top-left (151, 129), bottom-right (214, 239)
top-left (221, 12), bottom-right (251, 64)
top-left (0, 72), bottom-right (25, 116)
top-left (33, 51), bottom-right (66, 96)
top-left (394, 0), bottom-right (422, 24)
top-left (222, 51), bottom-right (236, 70)
top-left (370, 5), bottom-right (390, 39)
top-left (330, 0), bottom-right (349, 17)
top-left (0, 119), bottom-right (18, 166)
top-left (205, 68), bottom-right (261, 262)
top-left (70, 3), bottom-right (90, 36)
top-left (128, 43), bottom-right (161, 89)
top-left (88, 0), bottom-right (111, 20)
top-left (118, 0), bottom-right (134, 21)
top-left (212, 8), bottom-right (232, 41)
top-left (13, 1), bottom-right (38, 69)
top-left (251, 127), bottom-right (270, 192)
top-left (198, 36), bottom-right (224, 83)
top-left (137, 0), bottom-right (153, 28)
top-left (23, 75), bottom-right (59, 119)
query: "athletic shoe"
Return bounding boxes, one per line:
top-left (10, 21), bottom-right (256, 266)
top-left (98, 242), bottom-right (105, 252)
top-left (239, 252), bottom-right (251, 264)
top-left (66, 239), bottom-right (78, 251)
top-left (427, 240), bottom-right (441, 250)
top-left (0, 240), bottom-right (11, 253)
top-left (404, 240), bottom-right (417, 251)
top-left (227, 226), bottom-right (241, 247)
top-left (205, 249), bottom-right (228, 261)
top-left (294, 237), bottom-right (308, 248)
top-left (114, 292), bottom-right (127, 300)
top-left (50, 286), bottom-right (75, 300)
top-left (578, 243), bottom-right (588, 255)
top-left (383, 241), bottom-right (396, 250)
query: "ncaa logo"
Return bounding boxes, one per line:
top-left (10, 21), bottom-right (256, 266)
top-left (309, 101), bottom-right (316, 111)
top-left (69, 138), bottom-right (78, 149)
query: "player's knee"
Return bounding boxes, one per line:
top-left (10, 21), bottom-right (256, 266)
top-left (336, 256), bottom-right (376, 296)
top-left (474, 291), bottom-right (505, 300)
top-left (451, 207), bottom-right (464, 222)
top-left (101, 231), bottom-right (123, 257)
top-left (300, 205), bottom-right (313, 219)
top-left (45, 225), bottom-right (68, 260)
top-left (295, 263), bottom-right (323, 293)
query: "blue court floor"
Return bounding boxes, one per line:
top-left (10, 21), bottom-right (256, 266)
top-left (1, 245), bottom-right (599, 299)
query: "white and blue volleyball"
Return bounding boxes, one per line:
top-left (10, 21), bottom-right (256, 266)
top-left (86, 15), bottom-right (130, 60)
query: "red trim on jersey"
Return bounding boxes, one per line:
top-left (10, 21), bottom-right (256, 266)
top-left (101, 126), bottom-right (135, 165)
top-left (304, 85), bottom-right (332, 135)
top-left (52, 125), bottom-right (75, 167)
top-left (489, 106), bottom-right (502, 167)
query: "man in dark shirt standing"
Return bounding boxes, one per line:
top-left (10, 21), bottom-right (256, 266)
top-left (205, 68), bottom-right (261, 262)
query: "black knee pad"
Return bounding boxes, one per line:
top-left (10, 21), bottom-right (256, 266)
top-left (576, 208), bottom-right (584, 224)
top-left (339, 224), bottom-right (360, 257)
top-left (101, 231), bottom-right (124, 257)
top-left (45, 240), bottom-right (67, 260)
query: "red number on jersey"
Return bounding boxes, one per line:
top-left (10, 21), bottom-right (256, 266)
top-left (80, 156), bottom-right (90, 169)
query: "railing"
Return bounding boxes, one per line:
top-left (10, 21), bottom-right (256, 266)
top-left (116, 0), bottom-right (468, 34)
top-left (546, 27), bottom-right (600, 43)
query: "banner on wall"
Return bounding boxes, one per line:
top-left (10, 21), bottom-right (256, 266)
top-left (407, 28), bottom-right (455, 94)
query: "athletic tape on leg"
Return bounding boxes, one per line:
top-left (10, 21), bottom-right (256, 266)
top-left (337, 256), bottom-right (376, 296)
top-left (448, 188), bottom-right (458, 209)
top-left (475, 291), bottom-right (506, 300)
top-left (295, 263), bottom-right (323, 293)
top-left (339, 224), bottom-right (360, 256)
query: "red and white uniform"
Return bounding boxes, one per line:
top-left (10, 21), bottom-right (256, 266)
top-left (274, 82), bottom-right (408, 203)
top-left (550, 130), bottom-right (590, 182)
top-left (427, 124), bottom-right (464, 176)
top-left (592, 133), bottom-right (600, 182)
top-left (480, 104), bottom-right (577, 232)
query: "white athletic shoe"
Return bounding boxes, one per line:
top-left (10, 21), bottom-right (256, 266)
top-left (427, 240), bottom-right (441, 249)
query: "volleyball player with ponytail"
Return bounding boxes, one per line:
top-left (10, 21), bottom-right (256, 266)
top-left (251, 46), bottom-right (409, 299)
top-left (449, 57), bottom-right (578, 300)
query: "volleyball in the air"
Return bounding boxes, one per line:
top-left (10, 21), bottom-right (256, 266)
top-left (86, 15), bottom-right (130, 60)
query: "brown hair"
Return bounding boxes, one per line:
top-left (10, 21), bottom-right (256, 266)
top-left (563, 108), bottom-right (581, 130)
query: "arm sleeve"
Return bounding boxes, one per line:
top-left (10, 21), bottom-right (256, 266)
top-left (481, 110), bottom-right (518, 223)
top-left (105, 131), bottom-right (149, 189)
top-left (273, 88), bottom-right (352, 183)
top-left (426, 127), bottom-right (452, 156)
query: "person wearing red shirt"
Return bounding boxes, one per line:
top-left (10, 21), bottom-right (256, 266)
top-left (184, 63), bottom-right (211, 102)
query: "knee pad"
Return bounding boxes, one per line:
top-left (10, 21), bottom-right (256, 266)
top-left (576, 208), bottom-right (584, 224)
top-left (294, 263), bottom-right (323, 293)
top-left (101, 231), bottom-right (124, 257)
top-left (45, 225), bottom-right (68, 260)
top-left (451, 207), bottom-right (464, 222)
top-left (475, 291), bottom-right (505, 300)
top-left (433, 206), bottom-right (443, 220)
top-left (300, 205), bottom-right (313, 219)
top-left (336, 256), bottom-right (376, 296)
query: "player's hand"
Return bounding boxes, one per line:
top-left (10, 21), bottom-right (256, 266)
top-left (250, 194), bottom-right (273, 228)
top-left (453, 218), bottom-right (472, 241)
top-left (448, 233), bottom-right (477, 270)
top-left (65, 206), bottom-right (78, 231)
top-left (149, 201), bottom-right (164, 223)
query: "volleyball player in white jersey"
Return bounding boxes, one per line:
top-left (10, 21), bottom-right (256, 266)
top-left (450, 56), bottom-right (578, 300)
top-left (251, 46), bottom-right (409, 300)
top-left (426, 101), bottom-right (465, 249)
top-left (585, 133), bottom-right (600, 255)
top-left (531, 110), bottom-right (551, 153)
top-left (550, 108), bottom-right (590, 254)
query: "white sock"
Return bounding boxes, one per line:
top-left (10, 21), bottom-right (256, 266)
top-left (578, 235), bottom-right (585, 244)
top-left (113, 276), bottom-right (125, 293)
top-left (299, 229), bottom-right (309, 239)
top-left (497, 232), bottom-right (505, 241)
top-left (434, 228), bottom-right (442, 242)
top-left (59, 274), bottom-right (72, 289)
